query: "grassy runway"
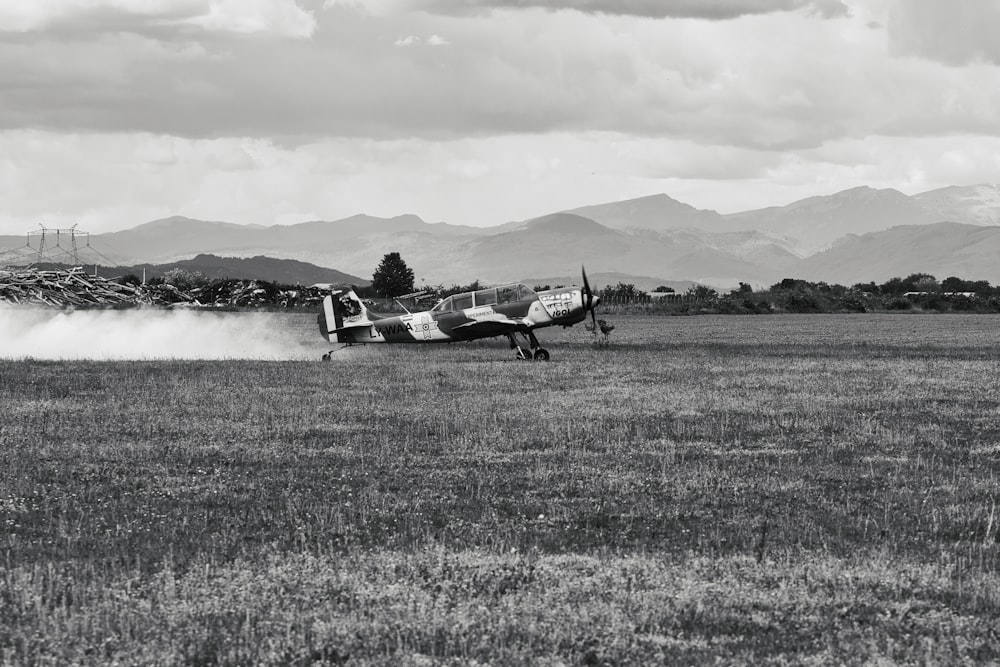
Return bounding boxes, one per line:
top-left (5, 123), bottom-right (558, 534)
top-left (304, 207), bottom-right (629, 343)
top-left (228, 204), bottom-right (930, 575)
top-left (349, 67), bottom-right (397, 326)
top-left (2, 313), bottom-right (1000, 664)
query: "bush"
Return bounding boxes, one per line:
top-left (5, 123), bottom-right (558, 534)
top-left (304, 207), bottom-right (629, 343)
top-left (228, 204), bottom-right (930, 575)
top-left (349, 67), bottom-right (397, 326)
top-left (886, 298), bottom-right (912, 311)
top-left (951, 296), bottom-right (978, 312)
top-left (784, 293), bottom-right (822, 313)
top-left (839, 296), bottom-right (867, 313)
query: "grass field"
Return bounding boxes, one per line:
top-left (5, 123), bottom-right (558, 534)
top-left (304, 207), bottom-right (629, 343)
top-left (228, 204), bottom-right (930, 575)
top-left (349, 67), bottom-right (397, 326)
top-left (2, 313), bottom-right (1000, 664)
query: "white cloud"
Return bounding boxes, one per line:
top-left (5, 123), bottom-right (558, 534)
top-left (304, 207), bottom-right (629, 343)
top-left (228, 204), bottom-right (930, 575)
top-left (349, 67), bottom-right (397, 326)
top-left (0, 0), bottom-right (317, 38)
top-left (2, 1), bottom-right (998, 148)
top-left (446, 159), bottom-right (491, 180)
top-left (888, 1), bottom-right (1000, 65)
top-left (395, 33), bottom-right (449, 47)
top-left (403, 0), bottom-right (849, 19)
top-left (0, 0), bottom-right (998, 237)
top-left (181, 0), bottom-right (316, 38)
top-left (5, 129), bottom-right (999, 237)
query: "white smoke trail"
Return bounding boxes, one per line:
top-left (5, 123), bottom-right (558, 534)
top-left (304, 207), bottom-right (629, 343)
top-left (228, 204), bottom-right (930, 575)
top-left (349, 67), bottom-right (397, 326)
top-left (0, 307), bottom-right (319, 360)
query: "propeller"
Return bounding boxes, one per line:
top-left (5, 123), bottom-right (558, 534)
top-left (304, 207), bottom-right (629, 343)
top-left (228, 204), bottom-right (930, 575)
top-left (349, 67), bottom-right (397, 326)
top-left (581, 265), bottom-right (598, 332)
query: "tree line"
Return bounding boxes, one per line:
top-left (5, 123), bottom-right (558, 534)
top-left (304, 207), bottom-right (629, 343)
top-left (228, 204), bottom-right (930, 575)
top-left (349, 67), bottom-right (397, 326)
top-left (147, 252), bottom-right (1000, 315)
top-left (597, 273), bottom-right (1000, 315)
top-left (368, 253), bottom-right (1000, 314)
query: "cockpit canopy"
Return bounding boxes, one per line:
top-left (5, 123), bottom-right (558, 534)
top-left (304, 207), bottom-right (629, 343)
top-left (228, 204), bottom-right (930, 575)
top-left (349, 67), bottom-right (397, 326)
top-left (430, 283), bottom-right (537, 313)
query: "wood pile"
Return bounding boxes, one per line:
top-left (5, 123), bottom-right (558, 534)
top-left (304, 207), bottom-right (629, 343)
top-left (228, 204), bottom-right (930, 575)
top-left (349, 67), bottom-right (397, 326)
top-left (0, 268), bottom-right (196, 307)
top-left (189, 280), bottom-right (327, 308)
top-left (0, 268), bottom-right (333, 308)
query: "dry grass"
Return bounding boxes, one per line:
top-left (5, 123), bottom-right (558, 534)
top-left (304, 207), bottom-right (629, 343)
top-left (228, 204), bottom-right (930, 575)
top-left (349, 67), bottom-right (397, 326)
top-left (2, 313), bottom-right (1000, 664)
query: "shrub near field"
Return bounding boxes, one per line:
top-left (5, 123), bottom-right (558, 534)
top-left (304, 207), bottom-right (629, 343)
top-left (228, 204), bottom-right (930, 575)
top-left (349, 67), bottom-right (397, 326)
top-left (2, 314), bottom-right (1000, 664)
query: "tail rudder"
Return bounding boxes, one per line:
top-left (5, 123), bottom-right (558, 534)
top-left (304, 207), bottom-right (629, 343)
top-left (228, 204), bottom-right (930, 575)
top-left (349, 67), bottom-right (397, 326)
top-left (318, 286), bottom-right (371, 343)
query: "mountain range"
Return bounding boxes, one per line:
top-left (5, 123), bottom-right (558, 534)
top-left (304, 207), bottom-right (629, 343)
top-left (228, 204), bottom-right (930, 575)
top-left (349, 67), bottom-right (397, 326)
top-left (120, 254), bottom-right (368, 286)
top-left (2, 184), bottom-right (999, 289)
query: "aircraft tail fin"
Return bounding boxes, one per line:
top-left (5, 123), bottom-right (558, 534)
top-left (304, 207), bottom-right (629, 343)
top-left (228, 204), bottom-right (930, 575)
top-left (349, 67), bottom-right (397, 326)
top-left (318, 287), bottom-right (373, 343)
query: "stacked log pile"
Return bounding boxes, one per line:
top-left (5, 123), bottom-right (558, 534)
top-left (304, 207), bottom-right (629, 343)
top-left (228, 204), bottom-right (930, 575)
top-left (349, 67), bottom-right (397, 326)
top-left (0, 268), bottom-right (195, 307)
top-left (0, 268), bottom-right (330, 308)
top-left (191, 281), bottom-right (327, 308)
top-left (187, 280), bottom-right (328, 308)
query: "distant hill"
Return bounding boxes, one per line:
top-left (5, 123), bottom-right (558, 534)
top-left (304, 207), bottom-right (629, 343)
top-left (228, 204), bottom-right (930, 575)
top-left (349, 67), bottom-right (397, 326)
top-left (798, 222), bottom-right (1000, 284)
top-left (133, 254), bottom-right (369, 286)
top-left (12, 254), bottom-right (368, 286)
top-left (721, 186), bottom-right (934, 254)
top-left (913, 184), bottom-right (1000, 226)
top-left (99, 216), bottom-right (263, 260)
top-left (452, 214), bottom-right (783, 287)
top-left (5, 184), bottom-right (1000, 288)
top-left (566, 193), bottom-right (723, 231)
top-left (98, 214), bottom-right (490, 261)
top-left (522, 272), bottom-right (701, 293)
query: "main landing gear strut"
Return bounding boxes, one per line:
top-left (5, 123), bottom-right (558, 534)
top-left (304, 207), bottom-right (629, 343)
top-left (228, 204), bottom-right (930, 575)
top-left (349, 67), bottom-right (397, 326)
top-left (507, 330), bottom-right (550, 361)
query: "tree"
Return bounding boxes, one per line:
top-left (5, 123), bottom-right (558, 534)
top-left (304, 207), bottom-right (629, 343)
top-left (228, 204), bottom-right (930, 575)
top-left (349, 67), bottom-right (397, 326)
top-left (601, 282), bottom-right (644, 301)
top-left (772, 278), bottom-right (812, 291)
top-left (445, 280), bottom-right (483, 297)
top-left (163, 269), bottom-right (208, 291)
top-left (852, 281), bottom-right (879, 294)
top-left (900, 273), bottom-right (938, 293)
top-left (941, 276), bottom-right (969, 293)
top-left (880, 276), bottom-right (906, 296)
top-left (371, 252), bottom-right (415, 298)
top-left (686, 284), bottom-right (718, 300)
top-left (118, 273), bottom-right (142, 286)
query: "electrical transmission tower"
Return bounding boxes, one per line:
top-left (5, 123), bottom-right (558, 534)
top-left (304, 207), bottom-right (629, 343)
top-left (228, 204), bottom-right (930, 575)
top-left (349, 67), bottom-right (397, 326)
top-left (27, 225), bottom-right (90, 265)
top-left (0, 224), bottom-right (119, 270)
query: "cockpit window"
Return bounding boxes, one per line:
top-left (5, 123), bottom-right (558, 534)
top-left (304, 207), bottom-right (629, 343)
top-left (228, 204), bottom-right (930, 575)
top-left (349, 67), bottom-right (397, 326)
top-left (474, 288), bottom-right (497, 306)
top-left (431, 296), bottom-right (452, 313)
top-left (432, 284), bottom-right (536, 312)
top-left (497, 285), bottom-right (519, 304)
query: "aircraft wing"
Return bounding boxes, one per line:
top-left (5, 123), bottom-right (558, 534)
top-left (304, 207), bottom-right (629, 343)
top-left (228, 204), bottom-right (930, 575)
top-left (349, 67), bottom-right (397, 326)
top-left (449, 317), bottom-right (526, 338)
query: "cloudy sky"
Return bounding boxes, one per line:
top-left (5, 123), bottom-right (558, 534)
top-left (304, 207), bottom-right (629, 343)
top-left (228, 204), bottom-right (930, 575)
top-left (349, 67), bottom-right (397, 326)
top-left (0, 0), bottom-right (998, 234)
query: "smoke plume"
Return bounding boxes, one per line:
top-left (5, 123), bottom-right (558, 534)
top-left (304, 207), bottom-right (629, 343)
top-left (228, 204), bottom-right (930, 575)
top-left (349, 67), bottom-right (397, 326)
top-left (0, 307), bottom-right (318, 360)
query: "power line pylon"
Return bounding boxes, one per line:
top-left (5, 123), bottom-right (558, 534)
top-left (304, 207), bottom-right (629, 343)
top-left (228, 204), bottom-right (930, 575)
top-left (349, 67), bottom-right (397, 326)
top-left (26, 225), bottom-right (89, 266)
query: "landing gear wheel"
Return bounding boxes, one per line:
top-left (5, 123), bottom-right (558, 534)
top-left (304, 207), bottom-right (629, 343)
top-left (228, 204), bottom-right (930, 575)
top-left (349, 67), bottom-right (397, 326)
top-left (321, 353), bottom-right (331, 361)
top-left (532, 348), bottom-right (550, 361)
top-left (515, 349), bottom-right (530, 360)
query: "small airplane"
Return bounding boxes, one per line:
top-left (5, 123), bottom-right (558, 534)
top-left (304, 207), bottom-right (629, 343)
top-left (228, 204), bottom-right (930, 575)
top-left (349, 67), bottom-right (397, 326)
top-left (318, 267), bottom-right (601, 361)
